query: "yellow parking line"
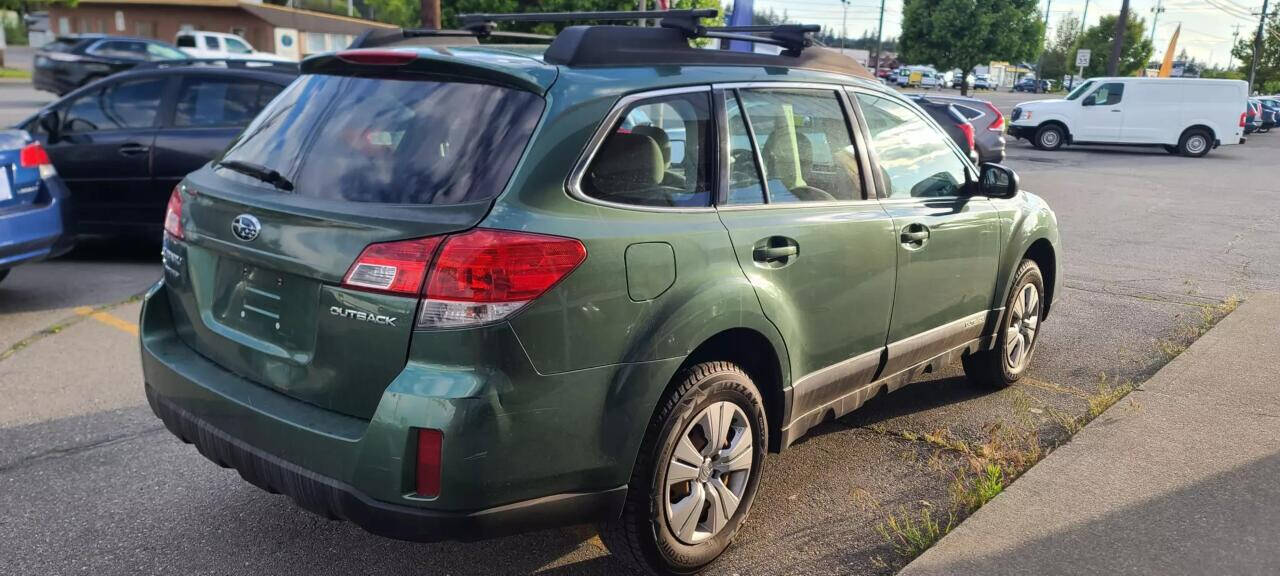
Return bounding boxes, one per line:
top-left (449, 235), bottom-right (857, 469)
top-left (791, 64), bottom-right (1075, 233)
top-left (74, 306), bottom-right (139, 336)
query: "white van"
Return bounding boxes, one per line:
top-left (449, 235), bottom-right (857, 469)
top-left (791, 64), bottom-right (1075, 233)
top-left (174, 31), bottom-right (294, 62)
top-left (1008, 77), bottom-right (1249, 157)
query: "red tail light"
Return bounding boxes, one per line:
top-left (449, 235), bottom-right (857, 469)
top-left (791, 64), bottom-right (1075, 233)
top-left (957, 122), bottom-right (975, 152)
top-left (343, 236), bottom-right (443, 295)
top-left (415, 428), bottom-right (443, 498)
top-left (1241, 111), bottom-right (1248, 127)
top-left (336, 49), bottom-right (417, 66)
top-left (341, 229), bottom-right (587, 328)
top-left (164, 186), bottom-right (184, 240)
top-left (19, 142), bottom-right (50, 167)
top-left (983, 102), bottom-right (1005, 132)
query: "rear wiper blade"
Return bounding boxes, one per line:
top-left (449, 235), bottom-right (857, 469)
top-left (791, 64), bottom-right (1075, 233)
top-left (216, 159), bottom-right (294, 191)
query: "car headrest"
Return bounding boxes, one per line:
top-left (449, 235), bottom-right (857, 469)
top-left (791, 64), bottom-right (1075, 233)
top-left (629, 125), bottom-right (671, 164)
top-left (589, 132), bottom-right (663, 192)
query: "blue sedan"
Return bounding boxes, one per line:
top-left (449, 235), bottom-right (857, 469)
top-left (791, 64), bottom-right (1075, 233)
top-left (0, 129), bottom-right (74, 285)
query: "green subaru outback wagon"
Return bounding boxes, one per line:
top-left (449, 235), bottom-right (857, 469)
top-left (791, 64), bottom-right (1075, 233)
top-left (140, 10), bottom-right (1061, 575)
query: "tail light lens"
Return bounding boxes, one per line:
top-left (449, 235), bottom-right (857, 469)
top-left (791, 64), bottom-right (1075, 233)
top-left (336, 49), bottom-right (417, 66)
top-left (343, 237), bottom-right (443, 295)
top-left (340, 229), bottom-right (587, 329)
top-left (414, 428), bottom-right (443, 498)
top-left (1240, 111), bottom-right (1248, 127)
top-left (163, 185), bottom-right (184, 240)
top-left (957, 122), bottom-right (975, 152)
top-left (19, 142), bottom-right (57, 179)
top-left (983, 102), bottom-right (1005, 132)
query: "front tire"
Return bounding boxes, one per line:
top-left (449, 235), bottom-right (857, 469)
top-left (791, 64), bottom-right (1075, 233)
top-left (1178, 129), bottom-right (1212, 157)
top-left (601, 362), bottom-right (768, 575)
top-left (1033, 124), bottom-right (1065, 150)
top-left (963, 260), bottom-right (1045, 389)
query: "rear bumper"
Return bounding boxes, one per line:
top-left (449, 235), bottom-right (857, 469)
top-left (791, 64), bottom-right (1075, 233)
top-left (140, 281), bottom-right (676, 541)
top-left (145, 382), bottom-right (626, 542)
top-left (0, 182), bottom-right (74, 269)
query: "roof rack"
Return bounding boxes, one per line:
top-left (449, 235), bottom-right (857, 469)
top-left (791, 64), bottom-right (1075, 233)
top-left (133, 58), bottom-right (299, 72)
top-left (348, 26), bottom-right (551, 49)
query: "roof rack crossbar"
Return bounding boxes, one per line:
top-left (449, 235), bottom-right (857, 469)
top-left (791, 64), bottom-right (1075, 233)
top-left (348, 27), bottom-right (550, 48)
top-left (702, 24), bottom-right (820, 56)
top-left (460, 9), bottom-right (717, 36)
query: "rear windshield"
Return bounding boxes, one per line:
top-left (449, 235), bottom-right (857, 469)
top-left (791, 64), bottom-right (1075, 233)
top-left (217, 74), bottom-right (544, 205)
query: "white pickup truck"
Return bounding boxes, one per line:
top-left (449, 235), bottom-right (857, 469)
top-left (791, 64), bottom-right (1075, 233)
top-left (175, 31), bottom-right (294, 62)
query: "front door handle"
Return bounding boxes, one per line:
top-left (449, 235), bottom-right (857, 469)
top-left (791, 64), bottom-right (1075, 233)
top-left (118, 143), bottom-right (150, 156)
top-left (901, 224), bottom-right (930, 247)
top-left (752, 236), bottom-right (799, 267)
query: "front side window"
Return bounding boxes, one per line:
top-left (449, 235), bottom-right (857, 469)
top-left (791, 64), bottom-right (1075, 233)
top-left (219, 75), bottom-right (544, 205)
top-left (174, 78), bottom-right (281, 127)
top-left (855, 92), bottom-right (969, 199)
top-left (1086, 83), bottom-right (1124, 106)
top-left (224, 37), bottom-right (253, 54)
top-left (62, 77), bottom-right (165, 133)
top-left (1065, 80), bottom-right (1095, 100)
top-left (736, 88), bottom-right (861, 203)
top-left (581, 91), bottom-right (713, 207)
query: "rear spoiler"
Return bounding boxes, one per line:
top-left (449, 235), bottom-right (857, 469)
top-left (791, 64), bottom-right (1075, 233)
top-left (301, 50), bottom-right (555, 95)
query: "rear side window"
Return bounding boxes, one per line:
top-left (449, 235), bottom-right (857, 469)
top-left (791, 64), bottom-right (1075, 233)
top-left (204, 36), bottom-right (220, 50)
top-left (62, 77), bottom-right (165, 132)
top-left (581, 91), bottom-right (713, 208)
top-left (42, 39), bottom-right (81, 53)
top-left (735, 88), bottom-right (862, 203)
top-left (219, 74), bottom-right (544, 205)
top-left (174, 77), bottom-right (281, 127)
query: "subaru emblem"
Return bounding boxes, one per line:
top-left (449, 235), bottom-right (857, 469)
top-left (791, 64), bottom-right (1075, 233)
top-left (231, 214), bottom-right (261, 242)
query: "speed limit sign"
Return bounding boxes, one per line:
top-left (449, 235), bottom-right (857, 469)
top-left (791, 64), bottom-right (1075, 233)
top-left (1076, 49), bottom-right (1091, 68)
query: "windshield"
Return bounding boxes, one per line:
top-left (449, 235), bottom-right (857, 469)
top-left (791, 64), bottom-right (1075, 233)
top-left (1066, 80), bottom-right (1096, 100)
top-left (218, 74), bottom-right (544, 205)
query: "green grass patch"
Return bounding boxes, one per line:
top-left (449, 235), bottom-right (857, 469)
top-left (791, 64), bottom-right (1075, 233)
top-left (0, 68), bottom-right (31, 79)
top-left (877, 503), bottom-right (955, 558)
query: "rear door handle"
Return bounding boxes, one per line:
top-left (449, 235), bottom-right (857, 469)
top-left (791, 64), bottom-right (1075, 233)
top-left (754, 245), bottom-right (798, 261)
top-left (118, 143), bottom-right (150, 156)
top-left (752, 236), bottom-right (799, 266)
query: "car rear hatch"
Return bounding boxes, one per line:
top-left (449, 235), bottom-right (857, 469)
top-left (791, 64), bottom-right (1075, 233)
top-left (163, 50), bottom-right (550, 419)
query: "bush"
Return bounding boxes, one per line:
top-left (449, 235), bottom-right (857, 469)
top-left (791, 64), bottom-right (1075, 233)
top-left (3, 20), bottom-right (27, 46)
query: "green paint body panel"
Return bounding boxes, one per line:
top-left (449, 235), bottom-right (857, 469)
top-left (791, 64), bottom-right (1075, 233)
top-left (139, 44), bottom-right (1062, 535)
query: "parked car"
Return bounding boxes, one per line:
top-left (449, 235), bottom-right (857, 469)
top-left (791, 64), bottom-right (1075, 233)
top-left (950, 72), bottom-right (973, 90)
top-left (32, 34), bottom-right (190, 95)
top-left (1013, 78), bottom-right (1051, 93)
top-left (1255, 97), bottom-right (1278, 132)
top-left (911, 93), bottom-right (1007, 163)
top-left (0, 130), bottom-right (74, 285)
top-left (906, 95), bottom-right (980, 163)
top-left (1009, 77), bottom-right (1249, 157)
top-left (175, 30), bottom-right (294, 62)
top-left (17, 62), bottom-right (295, 237)
top-left (140, 13), bottom-right (1061, 576)
top-left (974, 74), bottom-right (993, 90)
top-left (919, 69), bottom-right (940, 89)
top-left (1244, 99), bottom-right (1261, 134)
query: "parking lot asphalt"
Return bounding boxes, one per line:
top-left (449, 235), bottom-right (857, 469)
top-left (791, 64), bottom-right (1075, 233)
top-left (3, 87), bottom-right (1278, 576)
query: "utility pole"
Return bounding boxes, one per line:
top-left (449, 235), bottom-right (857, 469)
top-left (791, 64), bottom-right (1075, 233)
top-left (1227, 24), bottom-right (1241, 71)
top-left (1035, 0), bottom-right (1053, 93)
top-left (1107, 0), bottom-right (1130, 76)
top-left (840, 0), bottom-right (849, 51)
top-left (1149, 0), bottom-right (1164, 44)
top-left (1069, 0), bottom-right (1091, 88)
top-left (872, 0), bottom-right (887, 76)
top-left (1248, 0), bottom-right (1271, 93)
top-left (421, 0), bottom-right (440, 29)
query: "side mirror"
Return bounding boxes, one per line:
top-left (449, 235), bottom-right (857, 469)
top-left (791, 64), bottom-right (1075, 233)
top-left (37, 110), bottom-right (60, 142)
top-left (979, 163), bottom-right (1019, 198)
top-left (1082, 94), bottom-right (1097, 106)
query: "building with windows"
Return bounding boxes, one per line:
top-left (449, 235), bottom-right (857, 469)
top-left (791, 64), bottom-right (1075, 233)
top-left (46, 0), bottom-right (395, 59)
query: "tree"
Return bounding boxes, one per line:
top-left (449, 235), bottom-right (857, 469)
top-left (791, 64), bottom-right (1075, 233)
top-left (1230, 14), bottom-right (1279, 94)
top-left (1077, 14), bottom-right (1153, 78)
top-left (899, 0), bottom-right (1042, 96)
top-left (1039, 14), bottom-right (1081, 84)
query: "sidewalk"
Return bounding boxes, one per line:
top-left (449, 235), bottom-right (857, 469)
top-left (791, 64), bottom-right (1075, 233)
top-left (900, 293), bottom-right (1280, 576)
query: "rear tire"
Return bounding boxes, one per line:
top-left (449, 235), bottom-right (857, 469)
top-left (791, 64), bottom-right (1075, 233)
top-left (600, 361), bottom-right (768, 575)
top-left (1033, 124), bottom-right (1065, 150)
top-left (1177, 129), bottom-right (1212, 157)
top-left (963, 260), bottom-right (1045, 389)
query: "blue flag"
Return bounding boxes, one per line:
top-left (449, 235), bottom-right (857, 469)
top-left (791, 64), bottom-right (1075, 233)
top-left (727, 0), bottom-right (754, 52)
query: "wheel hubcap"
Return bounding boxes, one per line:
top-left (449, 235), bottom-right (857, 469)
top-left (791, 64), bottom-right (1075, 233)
top-left (1041, 131), bottom-right (1059, 147)
top-left (664, 401), bottom-right (753, 545)
top-left (1187, 136), bottom-right (1206, 153)
top-left (1005, 283), bottom-right (1041, 372)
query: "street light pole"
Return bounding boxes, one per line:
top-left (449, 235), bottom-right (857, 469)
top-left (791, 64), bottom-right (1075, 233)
top-left (1149, 0), bottom-right (1164, 44)
top-left (1035, 0), bottom-right (1053, 93)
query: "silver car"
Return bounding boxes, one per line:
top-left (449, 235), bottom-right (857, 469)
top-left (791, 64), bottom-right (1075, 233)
top-left (908, 93), bottom-right (1007, 163)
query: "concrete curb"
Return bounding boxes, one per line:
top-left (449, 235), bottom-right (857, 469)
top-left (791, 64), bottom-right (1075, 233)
top-left (899, 293), bottom-right (1280, 576)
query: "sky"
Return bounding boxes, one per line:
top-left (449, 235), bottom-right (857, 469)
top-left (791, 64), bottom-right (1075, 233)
top-left (749, 0), bottom-right (1266, 69)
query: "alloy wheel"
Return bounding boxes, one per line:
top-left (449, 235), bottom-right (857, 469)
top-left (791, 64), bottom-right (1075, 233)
top-left (1005, 283), bottom-right (1041, 372)
top-left (664, 401), bottom-right (753, 545)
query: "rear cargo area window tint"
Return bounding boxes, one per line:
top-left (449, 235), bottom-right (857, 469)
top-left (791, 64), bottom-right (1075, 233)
top-left (218, 75), bottom-right (543, 205)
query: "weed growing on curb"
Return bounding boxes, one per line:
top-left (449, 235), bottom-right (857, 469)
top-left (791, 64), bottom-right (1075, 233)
top-left (876, 503), bottom-right (954, 558)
